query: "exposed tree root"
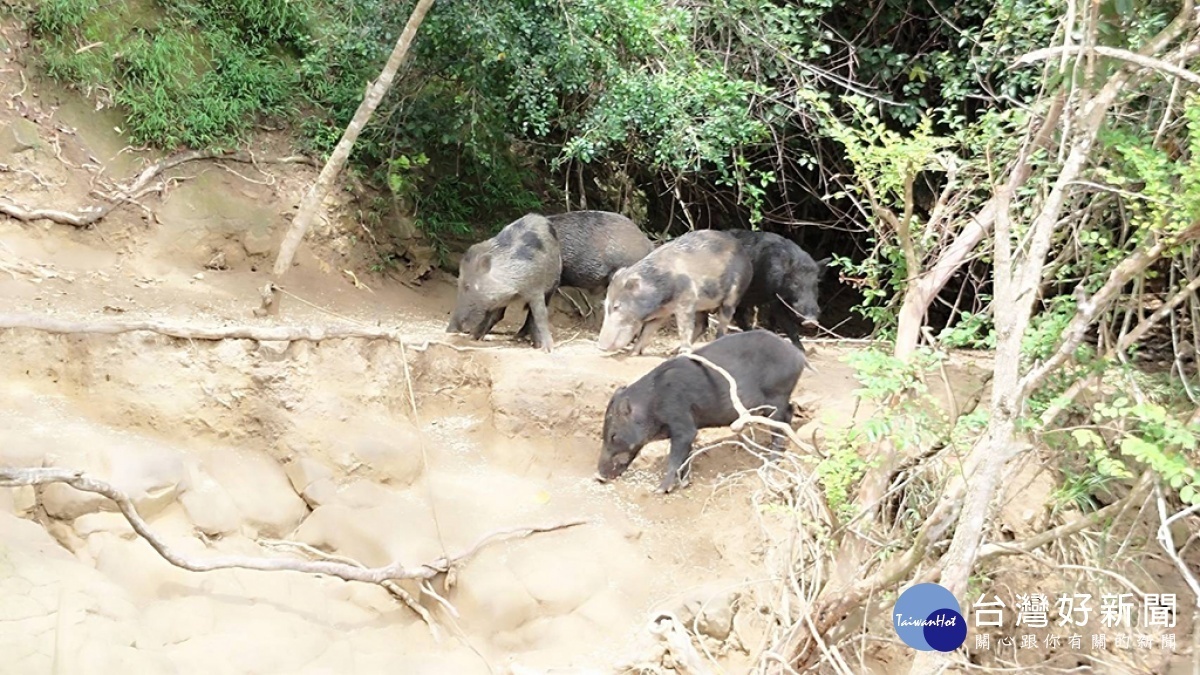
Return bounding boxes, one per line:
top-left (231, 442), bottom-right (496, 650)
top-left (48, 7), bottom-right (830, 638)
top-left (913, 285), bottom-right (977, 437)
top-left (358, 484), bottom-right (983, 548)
top-left (0, 313), bottom-right (403, 342)
top-left (0, 467), bottom-right (587, 597)
top-left (0, 312), bottom-right (584, 355)
top-left (0, 243), bottom-right (72, 282)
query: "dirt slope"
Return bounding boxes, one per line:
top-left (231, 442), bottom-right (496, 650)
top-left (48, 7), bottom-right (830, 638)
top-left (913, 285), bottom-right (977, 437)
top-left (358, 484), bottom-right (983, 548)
top-left (0, 17), bottom-right (996, 675)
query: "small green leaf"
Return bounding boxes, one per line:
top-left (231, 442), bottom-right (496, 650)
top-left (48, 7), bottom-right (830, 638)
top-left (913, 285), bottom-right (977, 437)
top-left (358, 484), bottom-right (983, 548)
top-left (1181, 484), bottom-right (1197, 504)
top-left (1119, 436), bottom-right (1157, 461)
top-left (1072, 429), bottom-right (1102, 448)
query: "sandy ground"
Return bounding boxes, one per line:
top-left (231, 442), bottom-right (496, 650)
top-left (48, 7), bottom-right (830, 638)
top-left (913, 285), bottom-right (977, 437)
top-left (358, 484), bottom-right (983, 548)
top-left (0, 16), bottom-right (1011, 675)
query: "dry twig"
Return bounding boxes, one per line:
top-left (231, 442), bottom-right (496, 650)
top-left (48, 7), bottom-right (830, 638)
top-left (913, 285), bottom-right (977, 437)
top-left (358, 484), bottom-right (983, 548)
top-left (0, 467), bottom-right (587, 586)
top-left (1017, 44), bottom-right (1200, 86)
top-left (0, 149), bottom-right (316, 228)
top-left (259, 537), bottom-right (443, 641)
top-left (1153, 485), bottom-right (1200, 675)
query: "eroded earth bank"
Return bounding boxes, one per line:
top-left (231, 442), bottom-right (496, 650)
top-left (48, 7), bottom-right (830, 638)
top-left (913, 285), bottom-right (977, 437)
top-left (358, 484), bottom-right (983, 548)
top-left (0, 17), bottom-right (992, 673)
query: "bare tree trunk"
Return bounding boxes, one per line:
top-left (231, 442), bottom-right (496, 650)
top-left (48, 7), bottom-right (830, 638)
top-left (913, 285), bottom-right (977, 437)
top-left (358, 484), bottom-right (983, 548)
top-left (779, 2), bottom-right (1199, 668)
top-left (930, 0), bottom-right (1196, 604)
top-left (265, 0), bottom-right (437, 311)
top-left (813, 91), bottom-right (1069, 630)
top-left (904, 5), bottom-right (1197, 672)
top-left (891, 93), bottom-right (1064, 360)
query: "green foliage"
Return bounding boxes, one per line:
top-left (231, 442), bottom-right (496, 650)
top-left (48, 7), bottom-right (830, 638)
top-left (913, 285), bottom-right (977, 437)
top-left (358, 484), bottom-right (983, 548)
top-left (828, 248), bottom-right (904, 334)
top-left (22, 0), bottom-right (1067, 253)
top-left (1054, 386), bottom-right (1200, 507)
top-left (845, 348), bottom-right (941, 401)
top-left (816, 431), bottom-right (873, 521)
top-left (563, 66), bottom-right (768, 175)
top-left (844, 348), bottom-right (949, 441)
top-left (819, 346), bottom-right (994, 522)
top-left (823, 96), bottom-right (955, 209)
top-left (1097, 398), bottom-right (1200, 505)
top-left (404, 0), bottom-right (773, 227)
top-left (806, 92), bottom-right (960, 335)
top-left (385, 153), bottom-right (429, 204)
top-left (1021, 86), bottom-right (1200, 508)
top-left (27, 0), bottom-right (305, 149)
top-left (938, 302), bottom-right (997, 350)
top-left (1098, 96), bottom-right (1200, 242)
top-left (1050, 463), bottom-right (1118, 514)
top-left (414, 159), bottom-right (544, 263)
top-left (1021, 296), bottom-right (1085, 362)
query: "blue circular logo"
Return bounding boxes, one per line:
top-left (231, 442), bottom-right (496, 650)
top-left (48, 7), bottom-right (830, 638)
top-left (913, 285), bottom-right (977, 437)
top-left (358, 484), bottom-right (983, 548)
top-left (893, 583), bottom-right (967, 652)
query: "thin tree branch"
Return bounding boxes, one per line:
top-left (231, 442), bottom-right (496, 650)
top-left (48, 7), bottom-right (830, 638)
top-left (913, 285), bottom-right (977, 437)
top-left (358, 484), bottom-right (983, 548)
top-left (1016, 45), bottom-right (1200, 87)
top-left (0, 467), bottom-right (587, 584)
top-left (681, 352), bottom-right (814, 452)
top-left (1040, 270), bottom-right (1200, 426)
top-left (977, 472), bottom-right (1153, 560)
top-left (892, 93), bottom-right (1066, 358)
top-left (0, 313), bottom-right (402, 342)
top-left (1155, 485), bottom-right (1200, 598)
top-left (271, 0), bottom-right (437, 278)
top-left (1020, 222), bottom-right (1200, 395)
top-left (260, 537), bottom-right (443, 641)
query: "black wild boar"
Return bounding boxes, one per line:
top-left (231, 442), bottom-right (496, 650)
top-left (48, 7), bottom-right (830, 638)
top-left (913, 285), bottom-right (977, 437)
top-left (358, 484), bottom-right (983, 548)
top-left (596, 329), bottom-right (807, 493)
top-left (549, 210), bottom-right (654, 291)
top-left (727, 230), bottom-right (829, 349)
top-left (507, 210), bottom-right (655, 338)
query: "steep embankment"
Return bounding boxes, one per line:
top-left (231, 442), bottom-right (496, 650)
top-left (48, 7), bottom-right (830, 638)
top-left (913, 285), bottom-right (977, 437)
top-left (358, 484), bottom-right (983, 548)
top-left (0, 16), bottom-right (1000, 674)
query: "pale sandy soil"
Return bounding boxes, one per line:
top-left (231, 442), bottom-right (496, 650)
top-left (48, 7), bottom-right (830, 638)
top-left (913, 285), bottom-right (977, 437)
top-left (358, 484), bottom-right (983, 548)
top-left (0, 16), bottom-right (1004, 674)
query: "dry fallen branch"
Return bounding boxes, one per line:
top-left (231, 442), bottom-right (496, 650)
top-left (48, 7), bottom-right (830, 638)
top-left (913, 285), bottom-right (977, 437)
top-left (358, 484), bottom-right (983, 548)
top-left (0, 149), bottom-right (317, 228)
top-left (1154, 487), bottom-right (1200, 600)
top-left (0, 311), bottom-right (561, 357)
top-left (0, 201), bottom-right (108, 227)
top-left (1, 467), bottom-right (587, 586)
top-left (0, 244), bottom-right (72, 283)
top-left (0, 313), bottom-right (403, 342)
top-left (1154, 486), bottom-right (1200, 675)
top-left (614, 612), bottom-right (715, 675)
top-left (977, 478), bottom-right (1148, 561)
top-left (259, 537), bottom-right (443, 641)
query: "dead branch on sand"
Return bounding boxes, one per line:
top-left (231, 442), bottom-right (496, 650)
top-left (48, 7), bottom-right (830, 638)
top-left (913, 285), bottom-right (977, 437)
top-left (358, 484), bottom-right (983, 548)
top-left (0, 313), bottom-right (404, 342)
top-left (0, 243), bottom-right (72, 283)
top-left (1, 468), bottom-right (587, 605)
top-left (0, 313), bottom-right (523, 356)
top-left (613, 612), bottom-right (716, 675)
top-left (0, 149), bottom-right (317, 228)
top-left (259, 537), bottom-right (445, 641)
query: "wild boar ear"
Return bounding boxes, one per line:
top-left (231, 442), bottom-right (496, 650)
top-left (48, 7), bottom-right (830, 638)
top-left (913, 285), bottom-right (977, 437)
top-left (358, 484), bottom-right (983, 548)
top-left (624, 276), bottom-right (640, 292)
top-left (478, 253), bottom-right (492, 274)
top-left (816, 257), bottom-right (832, 280)
top-left (616, 394), bottom-right (632, 416)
